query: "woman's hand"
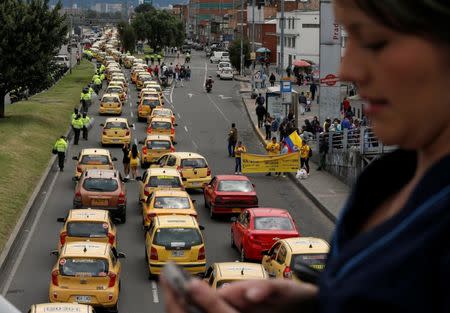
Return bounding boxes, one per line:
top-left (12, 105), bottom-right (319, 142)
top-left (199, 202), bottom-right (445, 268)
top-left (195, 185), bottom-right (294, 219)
top-left (161, 276), bottom-right (318, 313)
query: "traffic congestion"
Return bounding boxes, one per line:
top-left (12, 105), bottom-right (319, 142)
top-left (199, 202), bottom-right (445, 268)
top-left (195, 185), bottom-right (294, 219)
top-left (4, 29), bottom-right (334, 313)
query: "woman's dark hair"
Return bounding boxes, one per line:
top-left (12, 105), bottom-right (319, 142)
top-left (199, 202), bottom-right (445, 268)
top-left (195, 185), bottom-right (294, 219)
top-left (131, 144), bottom-right (138, 158)
top-left (350, 0), bottom-right (450, 44)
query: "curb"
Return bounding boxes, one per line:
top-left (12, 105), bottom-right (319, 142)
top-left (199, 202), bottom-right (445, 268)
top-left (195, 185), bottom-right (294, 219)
top-left (234, 76), bottom-right (250, 82)
top-left (240, 97), bottom-right (337, 224)
top-left (0, 61), bottom-right (97, 273)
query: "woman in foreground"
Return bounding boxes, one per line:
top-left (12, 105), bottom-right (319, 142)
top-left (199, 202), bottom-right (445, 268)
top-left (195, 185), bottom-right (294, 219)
top-left (161, 1), bottom-right (450, 312)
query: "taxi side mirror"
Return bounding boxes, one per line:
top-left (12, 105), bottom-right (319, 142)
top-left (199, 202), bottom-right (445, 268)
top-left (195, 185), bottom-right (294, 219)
top-left (138, 140), bottom-right (144, 145)
top-left (199, 225), bottom-right (205, 231)
top-left (112, 157), bottom-right (118, 161)
top-left (117, 252), bottom-right (126, 259)
top-left (72, 156), bottom-right (78, 160)
top-left (191, 199), bottom-right (197, 204)
top-left (57, 217), bottom-right (66, 223)
top-left (50, 250), bottom-right (59, 256)
top-left (261, 250), bottom-right (269, 256)
top-left (230, 217), bottom-right (237, 223)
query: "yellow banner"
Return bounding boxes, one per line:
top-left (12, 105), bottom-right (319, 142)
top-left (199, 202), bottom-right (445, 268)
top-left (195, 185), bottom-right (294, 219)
top-left (241, 152), bottom-right (300, 173)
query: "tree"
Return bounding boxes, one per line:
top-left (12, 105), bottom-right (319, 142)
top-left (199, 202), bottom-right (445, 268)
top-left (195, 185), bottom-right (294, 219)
top-left (0, 0), bottom-right (68, 118)
top-left (229, 38), bottom-right (251, 73)
top-left (134, 3), bottom-right (155, 14)
top-left (117, 21), bottom-right (136, 54)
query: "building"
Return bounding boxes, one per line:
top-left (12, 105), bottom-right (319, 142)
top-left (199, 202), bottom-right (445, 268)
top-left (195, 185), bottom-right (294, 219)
top-left (91, 3), bottom-right (123, 13)
top-left (246, 5), bottom-right (277, 63)
top-left (276, 10), bottom-right (320, 69)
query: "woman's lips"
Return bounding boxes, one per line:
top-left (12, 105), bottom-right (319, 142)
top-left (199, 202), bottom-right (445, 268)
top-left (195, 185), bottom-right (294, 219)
top-left (363, 98), bottom-right (390, 115)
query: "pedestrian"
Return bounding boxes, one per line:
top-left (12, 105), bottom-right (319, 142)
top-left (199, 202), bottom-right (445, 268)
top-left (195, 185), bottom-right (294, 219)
top-left (269, 73), bottom-right (276, 86)
top-left (255, 102), bottom-right (267, 128)
top-left (227, 123), bottom-right (238, 157)
top-left (81, 112), bottom-right (90, 140)
top-left (234, 141), bottom-right (246, 174)
top-left (286, 65), bottom-right (292, 77)
top-left (261, 72), bottom-right (267, 88)
top-left (278, 119), bottom-right (288, 142)
top-left (128, 143), bottom-right (140, 180)
top-left (264, 114), bottom-right (273, 140)
top-left (76, 51), bottom-right (81, 65)
top-left (300, 140), bottom-right (311, 174)
top-left (317, 132), bottom-right (329, 171)
top-left (122, 143), bottom-right (130, 178)
top-left (53, 136), bottom-right (68, 172)
top-left (311, 116), bottom-right (321, 133)
top-left (309, 81), bottom-right (317, 101)
top-left (93, 75), bottom-right (102, 94)
top-left (265, 137), bottom-right (280, 176)
top-left (298, 92), bottom-right (308, 115)
top-left (71, 107), bottom-right (79, 121)
top-left (71, 114), bottom-right (83, 145)
top-left (342, 96), bottom-right (350, 113)
top-left (186, 66), bottom-right (191, 80)
top-left (278, 140), bottom-right (289, 177)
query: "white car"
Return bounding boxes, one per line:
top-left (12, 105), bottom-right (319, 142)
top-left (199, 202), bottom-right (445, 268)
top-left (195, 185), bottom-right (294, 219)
top-left (210, 51), bottom-right (230, 63)
top-left (219, 67), bottom-right (234, 80)
top-left (216, 62), bottom-right (232, 76)
top-left (55, 55), bottom-right (70, 68)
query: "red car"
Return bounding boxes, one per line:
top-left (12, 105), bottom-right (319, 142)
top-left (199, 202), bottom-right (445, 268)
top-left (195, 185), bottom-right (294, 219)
top-left (203, 175), bottom-right (258, 218)
top-left (231, 208), bottom-right (300, 261)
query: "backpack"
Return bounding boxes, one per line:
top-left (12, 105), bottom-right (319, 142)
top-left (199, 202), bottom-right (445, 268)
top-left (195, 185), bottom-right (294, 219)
top-left (271, 119), bottom-right (279, 132)
top-left (308, 147), bottom-right (313, 157)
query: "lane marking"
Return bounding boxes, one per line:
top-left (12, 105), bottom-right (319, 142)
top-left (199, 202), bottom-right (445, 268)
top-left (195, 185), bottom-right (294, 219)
top-left (184, 126), bottom-right (188, 133)
top-left (177, 113), bottom-right (181, 119)
top-left (129, 102), bottom-right (132, 108)
top-left (207, 93), bottom-right (230, 123)
top-left (151, 281), bottom-right (159, 303)
top-left (130, 111), bottom-right (134, 118)
top-left (218, 95), bottom-right (232, 100)
top-left (134, 138), bottom-right (137, 145)
top-left (132, 124), bottom-right (136, 130)
top-left (1, 170), bottom-right (59, 296)
top-left (188, 93), bottom-right (193, 98)
top-left (170, 85), bottom-right (174, 103)
top-left (192, 140), bottom-right (199, 150)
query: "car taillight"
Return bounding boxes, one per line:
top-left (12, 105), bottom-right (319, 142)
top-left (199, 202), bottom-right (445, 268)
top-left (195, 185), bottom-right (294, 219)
top-left (144, 187), bottom-right (150, 196)
top-left (107, 233), bottom-right (115, 245)
top-left (142, 147), bottom-right (148, 154)
top-left (103, 131), bottom-right (107, 136)
top-left (170, 146), bottom-right (175, 152)
top-left (207, 167), bottom-right (211, 176)
top-left (147, 213), bottom-right (156, 220)
top-left (76, 166), bottom-right (83, 173)
top-left (51, 269), bottom-right (59, 286)
top-left (117, 192), bottom-right (125, 205)
top-left (198, 246), bottom-right (205, 260)
top-left (125, 131), bottom-right (130, 136)
top-left (59, 231), bottom-right (67, 245)
top-left (150, 247), bottom-right (158, 260)
top-left (108, 272), bottom-right (117, 288)
top-left (74, 191), bottom-right (82, 203)
top-left (283, 266), bottom-right (292, 279)
top-left (147, 127), bottom-right (152, 133)
top-left (170, 128), bottom-right (174, 135)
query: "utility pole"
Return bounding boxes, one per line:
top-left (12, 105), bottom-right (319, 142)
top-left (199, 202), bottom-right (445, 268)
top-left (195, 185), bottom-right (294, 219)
top-left (278, 0), bottom-right (285, 77)
top-left (240, 0), bottom-right (244, 75)
top-left (251, 0), bottom-right (256, 93)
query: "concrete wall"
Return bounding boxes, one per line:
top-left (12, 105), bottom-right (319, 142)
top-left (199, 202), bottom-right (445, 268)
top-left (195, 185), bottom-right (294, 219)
top-left (322, 148), bottom-right (362, 186)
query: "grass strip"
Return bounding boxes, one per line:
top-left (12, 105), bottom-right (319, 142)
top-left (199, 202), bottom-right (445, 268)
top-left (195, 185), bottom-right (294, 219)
top-left (0, 60), bottom-right (93, 252)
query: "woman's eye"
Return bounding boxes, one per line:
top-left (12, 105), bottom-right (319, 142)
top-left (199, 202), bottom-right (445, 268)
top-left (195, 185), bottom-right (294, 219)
top-left (362, 40), bottom-right (388, 52)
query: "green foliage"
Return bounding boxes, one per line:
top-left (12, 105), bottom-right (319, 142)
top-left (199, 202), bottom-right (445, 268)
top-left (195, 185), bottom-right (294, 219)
top-left (0, 0), bottom-right (68, 117)
top-left (131, 9), bottom-right (185, 51)
top-left (118, 21), bottom-right (136, 54)
top-left (229, 37), bottom-right (251, 72)
top-left (134, 3), bottom-right (155, 14)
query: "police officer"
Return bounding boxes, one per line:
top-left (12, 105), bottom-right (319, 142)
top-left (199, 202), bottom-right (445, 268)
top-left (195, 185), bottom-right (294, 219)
top-left (71, 108), bottom-right (79, 121)
top-left (99, 64), bottom-right (106, 73)
top-left (93, 76), bottom-right (102, 94)
top-left (81, 112), bottom-right (91, 140)
top-left (53, 136), bottom-right (68, 171)
top-left (71, 114), bottom-right (83, 145)
top-left (80, 87), bottom-right (91, 114)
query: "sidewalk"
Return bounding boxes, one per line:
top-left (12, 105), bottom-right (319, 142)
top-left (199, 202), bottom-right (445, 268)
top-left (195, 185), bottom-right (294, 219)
top-left (240, 92), bottom-right (350, 222)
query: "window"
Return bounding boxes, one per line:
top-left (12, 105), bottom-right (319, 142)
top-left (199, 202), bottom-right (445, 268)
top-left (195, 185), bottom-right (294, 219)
top-left (292, 37), bottom-right (296, 48)
top-left (181, 158), bottom-right (207, 168)
top-left (166, 156), bottom-right (177, 166)
top-left (157, 155), bottom-right (168, 166)
top-left (59, 258), bottom-right (109, 277)
top-left (80, 155), bottom-right (109, 165)
top-left (288, 18), bottom-right (291, 29)
top-left (67, 222), bottom-right (108, 238)
top-left (153, 228), bottom-right (203, 247)
top-left (148, 176), bottom-right (181, 188)
top-left (302, 24), bottom-right (319, 28)
top-left (83, 178), bottom-right (119, 192)
top-left (147, 140), bottom-right (171, 150)
top-left (269, 242), bottom-right (281, 258)
top-left (276, 245), bottom-right (287, 264)
top-left (292, 18), bottom-right (295, 29)
top-left (217, 180), bottom-right (253, 192)
top-left (153, 196), bottom-right (190, 209)
top-left (253, 217), bottom-right (294, 230)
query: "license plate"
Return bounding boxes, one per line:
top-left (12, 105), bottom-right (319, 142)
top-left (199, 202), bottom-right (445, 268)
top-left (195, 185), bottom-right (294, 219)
top-left (232, 208), bottom-right (242, 213)
top-left (112, 139), bottom-right (120, 142)
top-left (190, 182), bottom-right (201, 187)
top-left (76, 296), bottom-right (91, 303)
top-left (171, 250), bottom-right (185, 257)
top-left (92, 199), bottom-right (108, 206)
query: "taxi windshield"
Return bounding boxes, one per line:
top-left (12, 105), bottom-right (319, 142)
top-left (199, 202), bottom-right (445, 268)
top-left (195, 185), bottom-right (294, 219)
top-left (217, 180), bottom-right (253, 192)
top-left (148, 176), bottom-right (181, 188)
top-left (67, 222), bottom-right (108, 238)
top-left (153, 228), bottom-right (202, 247)
top-left (142, 99), bottom-right (160, 107)
top-left (151, 122), bottom-right (171, 130)
top-left (154, 196), bottom-right (190, 209)
top-left (105, 122), bottom-right (128, 129)
top-left (59, 258), bottom-right (109, 277)
top-left (107, 87), bottom-right (122, 93)
top-left (83, 178), bottom-right (118, 192)
top-left (80, 155), bottom-right (110, 165)
top-left (181, 158), bottom-right (207, 168)
top-left (147, 140), bottom-right (171, 149)
top-left (253, 217), bottom-right (293, 230)
top-left (216, 280), bottom-right (237, 288)
top-left (291, 254), bottom-right (328, 272)
top-left (153, 110), bottom-right (171, 117)
top-left (102, 96), bottom-right (119, 103)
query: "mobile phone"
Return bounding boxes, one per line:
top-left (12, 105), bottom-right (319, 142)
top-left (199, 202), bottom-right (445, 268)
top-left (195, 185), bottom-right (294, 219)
top-left (291, 262), bottom-right (321, 285)
top-left (162, 262), bottom-right (203, 313)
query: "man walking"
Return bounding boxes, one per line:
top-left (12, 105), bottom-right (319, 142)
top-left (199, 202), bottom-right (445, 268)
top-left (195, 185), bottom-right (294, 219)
top-left (299, 92), bottom-right (308, 115)
top-left (269, 73), bottom-right (276, 87)
top-left (300, 140), bottom-right (311, 175)
top-left (227, 123), bottom-right (238, 157)
top-left (309, 81), bottom-right (317, 101)
top-left (317, 132), bottom-right (329, 171)
top-left (81, 112), bottom-right (91, 140)
top-left (265, 137), bottom-right (280, 176)
top-left (256, 101), bottom-right (267, 128)
top-left (234, 141), bottom-right (246, 174)
top-left (71, 114), bottom-right (83, 145)
top-left (53, 136), bottom-right (68, 172)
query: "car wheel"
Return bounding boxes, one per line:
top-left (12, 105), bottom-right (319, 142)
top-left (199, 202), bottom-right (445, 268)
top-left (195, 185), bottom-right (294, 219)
top-left (204, 195), bottom-right (209, 208)
top-left (120, 210), bottom-right (126, 224)
top-left (231, 231), bottom-right (235, 248)
top-left (240, 247), bottom-right (247, 262)
top-left (109, 303), bottom-right (118, 313)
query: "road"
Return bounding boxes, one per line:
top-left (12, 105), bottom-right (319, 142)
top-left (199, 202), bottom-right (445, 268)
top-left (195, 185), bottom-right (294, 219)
top-left (2, 51), bottom-right (335, 312)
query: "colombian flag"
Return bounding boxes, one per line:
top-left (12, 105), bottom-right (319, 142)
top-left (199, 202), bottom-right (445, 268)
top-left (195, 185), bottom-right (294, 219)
top-left (285, 131), bottom-right (302, 152)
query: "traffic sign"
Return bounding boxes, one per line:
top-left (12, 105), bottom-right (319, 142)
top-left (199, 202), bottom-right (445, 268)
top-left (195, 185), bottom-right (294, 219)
top-left (280, 80), bottom-right (292, 93)
top-left (320, 74), bottom-right (339, 86)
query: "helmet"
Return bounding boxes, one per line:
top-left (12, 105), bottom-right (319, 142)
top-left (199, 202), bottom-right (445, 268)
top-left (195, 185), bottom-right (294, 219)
top-left (82, 87), bottom-right (88, 93)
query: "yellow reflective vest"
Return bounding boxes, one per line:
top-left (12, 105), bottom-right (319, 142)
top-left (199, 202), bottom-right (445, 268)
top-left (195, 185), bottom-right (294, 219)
top-left (54, 138), bottom-right (68, 152)
top-left (72, 117), bottom-right (83, 129)
top-left (81, 116), bottom-right (91, 127)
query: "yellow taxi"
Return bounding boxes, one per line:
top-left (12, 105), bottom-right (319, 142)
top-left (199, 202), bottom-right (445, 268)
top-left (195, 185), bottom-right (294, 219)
top-left (204, 262), bottom-right (268, 289)
top-left (109, 80), bottom-right (127, 94)
top-left (72, 148), bottom-right (117, 181)
top-left (136, 73), bottom-right (153, 90)
top-left (56, 209), bottom-right (117, 250)
top-left (140, 134), bottom-right (175, 167)
top-left (153, 152), bottom-right (212, 189)
top-left (99, 93), bottom-right (122, 115)
top-left (148, 107), bottom-right (175, 125)
top-left (145, 215), bottom-right (206, 278)
top-left (142, 189), bottom-right (197, 228)
top-left (123, 55), bottom-right (135, 68)
top-left (106, 68), bottom-right (122, 82)
top-left (139, 87), bottom-right (163, 105)
top-left (110, 76), bottom-right (128, 91)
top-left (100, 117), bottom-right (132, 146)
top-left (28, 303), bottom-right (95, 313)
top-left (261, 237), bottom-right (329, 280)
top-left (137, 167), bottom-right (183, 202)
top-left (137, 96), bottom-right (161, 121)
top-left (143, 81), bottom-right (163, 98)
top-left (49, 242), bottom-right (125, 311)
top-left (147, 117), bottom-right (175, 142)
top-left (131, 69), bottom-right (145, 84)
top-left (105, 85), bottom-right (126, 102)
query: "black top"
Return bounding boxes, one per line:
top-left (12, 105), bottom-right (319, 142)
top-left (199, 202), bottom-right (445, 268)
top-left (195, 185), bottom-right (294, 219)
top-left (319, 150), bottom-right (450, 313)
top-left (122, 146), bottom-right (130, 163)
